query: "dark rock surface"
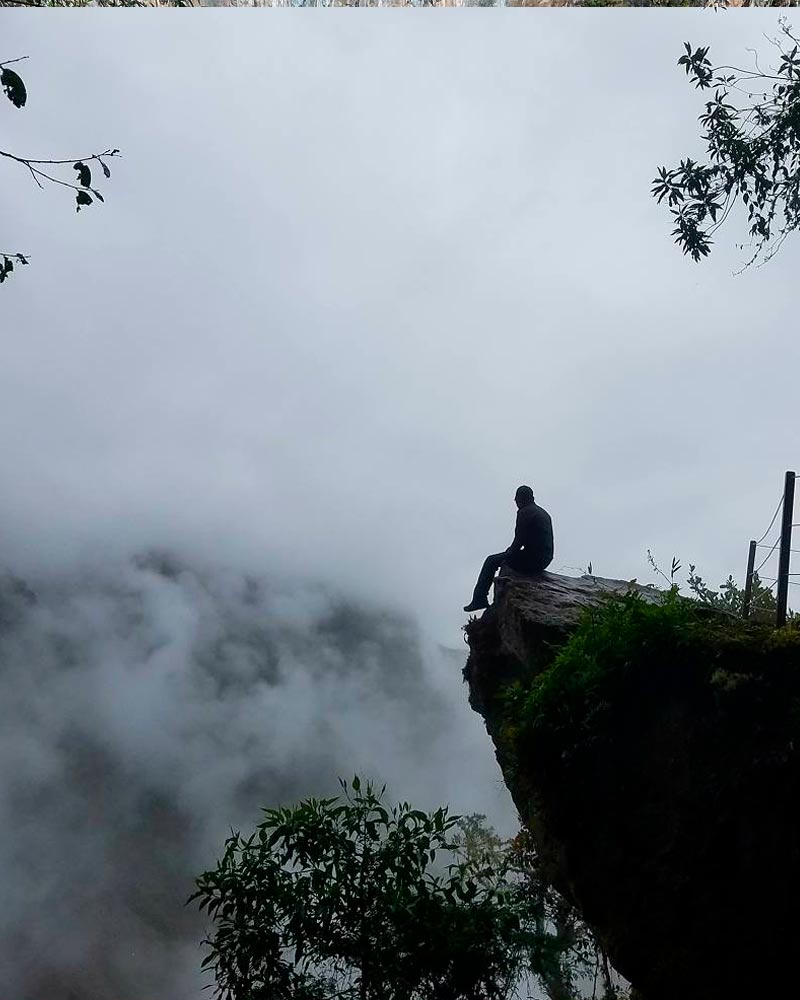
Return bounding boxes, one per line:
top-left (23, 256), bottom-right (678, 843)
top-left (464, 570), bottom-right (800, 1000)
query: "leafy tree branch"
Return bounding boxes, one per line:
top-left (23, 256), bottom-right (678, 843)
top-left (1, 54), bottom-right (121, 283)
top-left (190, 778), bottom-right (629, 1000)
top-left (653, 19), bottom-right (800, 267)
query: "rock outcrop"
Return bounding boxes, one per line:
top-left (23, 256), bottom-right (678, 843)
top-left (464, 570), bottom-right (800, 1000)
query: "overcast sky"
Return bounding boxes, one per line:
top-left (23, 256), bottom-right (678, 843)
top-left (1, 10), bottom-right (799, 998)
top-left (3, 11), bottom-right (798, 634)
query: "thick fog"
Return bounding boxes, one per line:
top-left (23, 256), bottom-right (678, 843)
top-left (1, 11), bottom-right (799, 999)
top-left (0, 555), bottom-right (512, 998)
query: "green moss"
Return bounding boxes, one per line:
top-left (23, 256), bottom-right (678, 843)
top-left (499, 588), bottom-right (800, 761)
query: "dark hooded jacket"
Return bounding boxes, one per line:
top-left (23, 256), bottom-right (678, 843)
top-left (505, 500), bottom-right (553, 573)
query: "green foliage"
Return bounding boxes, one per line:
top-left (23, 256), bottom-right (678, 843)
top-left (450, 812), bottom-right (506, 870)
top-left (190, 779), bottom-right (528, 1000)
top-left (190, 782), bottom-right (625, 1000)
top-left (648, 551), bottom-right (789, 621)
top-left (501, 568), bottom-right (800, 764)
top-left (686, 563), bottom-right (778, 619)
top-left (503, 589), bottom-right (694, 745)
top-left (653, 21), bottom-right (800, 266)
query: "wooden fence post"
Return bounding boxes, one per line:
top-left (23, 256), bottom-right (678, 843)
top-left (776, 471), bottom-right (796, 628)
top-left (742, 539), bottom-right (757, 618)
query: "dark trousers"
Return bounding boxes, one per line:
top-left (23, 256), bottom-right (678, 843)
top-left (470, 550), bottom-right (549, 604)
top-left (470, 551), bottom-right (511, 605)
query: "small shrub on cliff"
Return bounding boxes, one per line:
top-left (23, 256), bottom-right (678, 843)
top-left (504, 588), bottom-right (694, 745)
top-left (685, 563), bottom-right (782, 621)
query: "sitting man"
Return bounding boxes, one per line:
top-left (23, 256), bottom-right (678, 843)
top-left (464, 485), bottom-right (554, 612)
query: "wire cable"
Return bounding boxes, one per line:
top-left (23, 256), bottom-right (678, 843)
top-left (754, 537), bottom-right (781, 575)
top-left (756, 492), bottom-right (785, 545)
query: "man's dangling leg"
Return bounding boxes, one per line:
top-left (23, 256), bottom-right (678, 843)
top-left (464, 552), bottom-right (507, 612)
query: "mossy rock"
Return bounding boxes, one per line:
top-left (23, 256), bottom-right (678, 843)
top-left (466, 583), bottom-right (800, 1000)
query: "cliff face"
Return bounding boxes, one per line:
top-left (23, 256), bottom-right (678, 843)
top-left (464, 570), bottom-right (800, 1000)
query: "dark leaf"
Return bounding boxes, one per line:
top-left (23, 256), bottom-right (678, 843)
top-left (76, 190), bottom-right (93, 212)
top-left (1, 67), bottom-right (27, 108)
top-left (73, 162), bottom-right (92, 188)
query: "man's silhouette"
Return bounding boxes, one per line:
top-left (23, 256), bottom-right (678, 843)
top-left (464, 485), bottom-right (554, 612)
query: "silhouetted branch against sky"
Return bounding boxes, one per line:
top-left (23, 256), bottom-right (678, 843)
top-left (654, 18), bottom-right (800, 269)
top-left (1, 53), bottom-right (120, 282)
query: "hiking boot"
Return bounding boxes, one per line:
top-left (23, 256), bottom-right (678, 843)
top-left (463, 600), bottom-right (489, 613)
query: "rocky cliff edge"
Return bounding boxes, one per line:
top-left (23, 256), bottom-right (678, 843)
top-left (463, 569), bottom-right (800, 1000)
